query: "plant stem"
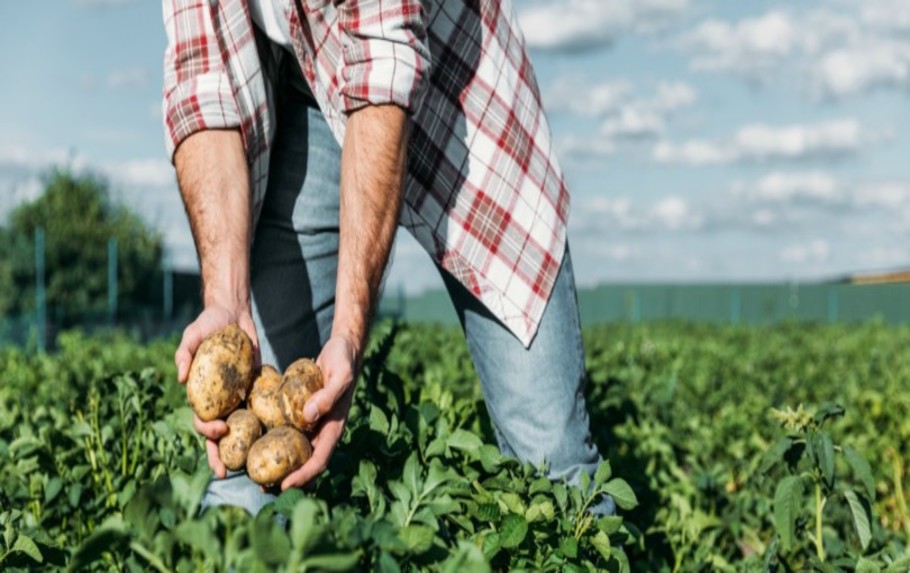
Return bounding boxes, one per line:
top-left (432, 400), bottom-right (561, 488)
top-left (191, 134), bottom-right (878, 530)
top-left (814, 482), bottom-right (825, 562)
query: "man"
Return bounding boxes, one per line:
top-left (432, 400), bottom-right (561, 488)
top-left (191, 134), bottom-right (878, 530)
top-left (163, 0), bottom-right (614, 516)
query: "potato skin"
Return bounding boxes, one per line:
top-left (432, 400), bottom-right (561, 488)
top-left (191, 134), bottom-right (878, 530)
top-left (186, 324), bottom-right (255, 421)
top-left (246, 426), bottom-right (313, 486)
top-left (279, 358), bottom-right (324, 434)
top-left (249, 365), bottom-right (286, 429)
top-left (218, 409), bottom-right (262, 471)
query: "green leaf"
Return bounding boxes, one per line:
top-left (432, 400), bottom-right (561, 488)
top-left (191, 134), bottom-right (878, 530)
top-left (559, 536), bottom-right (578, 558)
top-left (844, 446), bottom-right (876, 500)
top-left (447, 429), bottom-right (483, 453)
top-left (290, 498), bottom-right (322, 553)
top-left (594, 460), bottom-right (612, 485)
top-left (814, 433), bottom-right (835, 489)
top-left (250, 514), bottom-right (290, 565)
top-left (402, 453), bottom-right (421, 496)
top-left (11, 534), bottom-right (42, 563)
top-left (399, 524), bottom-right (435, 554)
top-left (590, 530), bottom-right (612, 561)
top-left (884, 555), bottom-right (910, 573)
top-left (301, 552), bottom-right (362, 571)
top-left (759, 437), bottom-right (793, 474)
top-left (813, 403), bottom-right (844, 426)
top-left (856, 557), bottom-right (881, 573)
top-left (270, 488), bottom-right (306, 518)
top-left (370, 407), bottom-right (390, 435)
top-left (773, 475), bottom-right (803, 551)
top-left (69, 520), bottom-right (128, 570)
top-left (597, 515), bottom-right (624, 535)
top-left (844, 489), bottom-right (872, 550)
top-left (602, 479), bottom-right (638, 510)
top-left (478, 445), bottom-right (503, 472)
top-left (44, 477), bottom-right (63, 504)
top-left (481, 531), bottom-right (501, 559)
top-left (499, 513), bottom-right (528, 548)
top-left (473, 503), bottom-right (500, 522)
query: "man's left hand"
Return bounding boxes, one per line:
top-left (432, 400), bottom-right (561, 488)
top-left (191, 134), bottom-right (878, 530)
top-left (280, 334), bottom-right (359, 490)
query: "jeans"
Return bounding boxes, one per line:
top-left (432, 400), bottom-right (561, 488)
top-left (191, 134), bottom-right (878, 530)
top-left (201, 82), bottom-right (614, 517)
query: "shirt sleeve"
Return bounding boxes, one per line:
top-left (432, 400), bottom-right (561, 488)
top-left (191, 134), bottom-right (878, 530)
top-left (335, 0), bottom-right (431, 114)
top-left (161, 0), bottom-right (242, 163)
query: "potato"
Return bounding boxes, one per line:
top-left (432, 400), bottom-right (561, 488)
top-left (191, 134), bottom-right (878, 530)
top-left (249, 365), bottom-right (286, 429)
top-left (278, 358), bottom-right (324, 434)
top-left (186, 324), bottom-right (255, 421)
top-left (218, 409), bottom-right (262, 471)
top-left (246, 426), bottom-right (313, 486)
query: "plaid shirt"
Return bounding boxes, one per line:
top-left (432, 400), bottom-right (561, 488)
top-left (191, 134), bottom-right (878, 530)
top-left (162, 0), bottom-right (570, 347)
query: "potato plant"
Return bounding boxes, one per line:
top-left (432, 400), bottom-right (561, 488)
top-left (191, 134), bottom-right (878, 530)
top-left (1, 322), bottom-right (910, 571)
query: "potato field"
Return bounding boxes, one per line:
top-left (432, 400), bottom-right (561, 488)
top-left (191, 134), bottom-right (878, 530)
top-left (2, 321), bottom-right (910, 571)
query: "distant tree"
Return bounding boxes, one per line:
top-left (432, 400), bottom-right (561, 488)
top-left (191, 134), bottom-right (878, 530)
top-left (0, 169), bottom-right (163, 321)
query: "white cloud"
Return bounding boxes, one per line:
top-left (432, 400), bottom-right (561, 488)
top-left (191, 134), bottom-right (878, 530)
top-left (676, 5), bottom-right (910, 99)
top-left (650, 196), bottom-right (700, 230)
top-left (107, 68), bottom-right (148, 91)
top-left (545, 79), bottom-right (632, 117)
top-left (813, 40), bottom-right (910, 99)
top-left (652, 139), bottom-right (730, 165)
top-left (105, 159), bottom-right (174, 188)
top-left (749, 171), bottom-right (842, 204)
top-left (650, 81), bottom-right (697, 112)
top-left (779, 240), bottom-right (830, 264)
top-left (853, 182), bottom-right (910, 210)
top-left (558, 136), bottom-right (615, 160)
top-left (519, 0), bottom-right (689, 52)
top-left (601, 108), bottom-right (664, 139)
top-left (678, 10), bottom-right (799, 82)
top-left (654, 119), bottom-right (868, 165)
top-left (74, 0), bottom-right (136, 8)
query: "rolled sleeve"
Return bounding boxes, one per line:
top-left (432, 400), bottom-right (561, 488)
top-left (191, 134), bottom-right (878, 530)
top-left (336, 0), bottom-right (431, 114)
top-left (161, 0), bottom-right (242, 162)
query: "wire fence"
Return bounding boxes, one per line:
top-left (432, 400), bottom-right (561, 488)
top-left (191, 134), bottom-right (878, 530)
top-left (5, 225), bottom-right (910, 348)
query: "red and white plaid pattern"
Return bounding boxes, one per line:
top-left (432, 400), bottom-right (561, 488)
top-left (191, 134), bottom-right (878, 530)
top-left (162, 0), bottom-right (570, 346)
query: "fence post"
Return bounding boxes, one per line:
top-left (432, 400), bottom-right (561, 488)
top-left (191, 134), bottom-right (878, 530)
top-left (108, 238), bottom-right (118, 324)
top-left (827, 289), bottom-right (838, 324)
top-left (628, 290), bottom-right (641, 323)
top-left (35, 227), bottom-right (46, 352)
top-left (163, 250), bottom-right (173, 319)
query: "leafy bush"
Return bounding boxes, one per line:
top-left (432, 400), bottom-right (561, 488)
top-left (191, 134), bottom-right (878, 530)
top-left (1, 321), bottom-right (909, 571)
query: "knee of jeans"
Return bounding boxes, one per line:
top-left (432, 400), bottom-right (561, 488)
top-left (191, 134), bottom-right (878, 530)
top-left (201, 472), bottom-right (276, 517)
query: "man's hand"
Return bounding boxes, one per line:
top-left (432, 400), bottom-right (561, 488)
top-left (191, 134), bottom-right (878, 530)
top-left (175, 305), bottom-right (260, 479)
top-left (280, 334), bottom-right (358, 490)
top-left (173, 128), bottom-right (254, 480)
top-left (278, 104), bottom-right (410, 489)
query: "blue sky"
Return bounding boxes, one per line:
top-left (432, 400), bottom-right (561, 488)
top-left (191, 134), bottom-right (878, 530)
top-left (2, 0), bottom-right (910, 292)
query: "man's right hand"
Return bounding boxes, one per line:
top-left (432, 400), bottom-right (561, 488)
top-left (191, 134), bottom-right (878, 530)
top-left (175, 305), bottom-right (260, 479)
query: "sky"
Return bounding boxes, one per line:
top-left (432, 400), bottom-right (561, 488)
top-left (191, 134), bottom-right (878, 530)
top-left (2, 0), bottom-right (910, 292)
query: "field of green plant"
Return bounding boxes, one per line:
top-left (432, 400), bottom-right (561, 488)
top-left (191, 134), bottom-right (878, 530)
top-left (2, 321), bottom-right (910, 571)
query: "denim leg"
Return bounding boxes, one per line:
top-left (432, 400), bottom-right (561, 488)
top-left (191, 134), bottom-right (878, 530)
top-left (439, 249), bottom-right (615, 516)
top-left (201, 93), bottom-right (341, 516)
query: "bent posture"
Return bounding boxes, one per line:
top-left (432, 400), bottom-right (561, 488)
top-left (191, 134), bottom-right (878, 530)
top-left (162, 0), bottom-right (613, 515)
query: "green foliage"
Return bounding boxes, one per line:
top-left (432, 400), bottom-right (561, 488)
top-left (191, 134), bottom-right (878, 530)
top-left (1, 321), bottom-right (909, 571)
top-left (0, 169), bottom-right (163, 318)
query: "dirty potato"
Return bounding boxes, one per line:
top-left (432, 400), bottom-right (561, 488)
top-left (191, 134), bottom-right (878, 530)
top-left (186, 324), bottom-right (255, 421)
top-left (248, 365), bottom-right (286, 429)
top-left (218, 409), bottom-right (262, 471)
top-left (278, 358), bottom-right (324, 434)
top-left (246, 426), bottom-right (313, 486)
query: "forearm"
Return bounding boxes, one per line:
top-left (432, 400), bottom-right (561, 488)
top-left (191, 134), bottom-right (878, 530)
top-left (174, 129), bottom-right (252, 310)
top-left (333, 105), bottom-right (409, 354)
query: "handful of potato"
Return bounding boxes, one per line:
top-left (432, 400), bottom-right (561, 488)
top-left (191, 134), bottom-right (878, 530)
top-left (185, 324), bottom-right (324, 486)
